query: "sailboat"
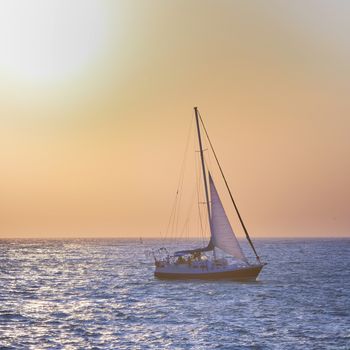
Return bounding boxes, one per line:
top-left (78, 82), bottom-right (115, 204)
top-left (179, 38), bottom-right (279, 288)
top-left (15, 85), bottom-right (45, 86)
top-left (154, 107), bottom-right (266, 280)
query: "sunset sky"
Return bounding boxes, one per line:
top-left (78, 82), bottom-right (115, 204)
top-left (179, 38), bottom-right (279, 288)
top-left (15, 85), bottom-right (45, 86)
top-left (0, 0), bottom-right (349, 239)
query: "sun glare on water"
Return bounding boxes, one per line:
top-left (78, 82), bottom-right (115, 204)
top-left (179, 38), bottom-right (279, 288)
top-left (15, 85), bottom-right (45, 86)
top-left (0, 0), bottom-right (111, 86)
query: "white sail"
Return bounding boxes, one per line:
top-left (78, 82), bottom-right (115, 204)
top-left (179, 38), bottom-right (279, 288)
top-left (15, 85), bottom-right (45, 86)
top-left (209, 174), bottom-right (247, 262)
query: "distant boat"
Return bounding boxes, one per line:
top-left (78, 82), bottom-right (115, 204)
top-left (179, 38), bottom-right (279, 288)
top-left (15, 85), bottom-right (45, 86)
top-left (154, 107), bottom-right (266, 280)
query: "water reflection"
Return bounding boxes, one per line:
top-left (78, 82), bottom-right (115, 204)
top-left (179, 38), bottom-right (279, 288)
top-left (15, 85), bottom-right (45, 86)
top-left (0, 239), bottom-right (349, 349)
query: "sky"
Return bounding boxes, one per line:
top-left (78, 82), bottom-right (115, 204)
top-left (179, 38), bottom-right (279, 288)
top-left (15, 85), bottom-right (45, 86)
top-left (0, 0), bottom-right (349, 239)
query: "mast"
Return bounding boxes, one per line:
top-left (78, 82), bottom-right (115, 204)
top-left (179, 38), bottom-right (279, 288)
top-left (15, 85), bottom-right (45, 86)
top-left (198, 111), bottom-right (261, 263)
top-left (194, 107), bottom-right (212, 232)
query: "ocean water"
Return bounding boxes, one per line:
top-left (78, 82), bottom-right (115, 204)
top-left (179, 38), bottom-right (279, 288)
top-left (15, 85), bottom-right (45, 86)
top-left (0, 239), bottom-right (349, 350)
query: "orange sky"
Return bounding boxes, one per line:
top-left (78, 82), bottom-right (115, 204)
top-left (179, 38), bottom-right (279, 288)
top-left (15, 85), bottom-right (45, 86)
top-left (0, 1), bottom-right (349, 239)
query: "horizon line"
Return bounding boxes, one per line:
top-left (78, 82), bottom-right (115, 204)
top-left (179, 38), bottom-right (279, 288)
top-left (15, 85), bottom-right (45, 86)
top-left (0, 235), bottom-right (349, 241)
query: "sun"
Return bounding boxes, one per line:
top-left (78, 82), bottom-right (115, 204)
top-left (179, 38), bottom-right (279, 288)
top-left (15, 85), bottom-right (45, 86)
top-left (0, 0), bottom-right (111, 85)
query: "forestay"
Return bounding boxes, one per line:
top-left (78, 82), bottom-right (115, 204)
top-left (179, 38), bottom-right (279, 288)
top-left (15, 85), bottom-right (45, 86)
top-left (209, 174), bottom-right (247, 262)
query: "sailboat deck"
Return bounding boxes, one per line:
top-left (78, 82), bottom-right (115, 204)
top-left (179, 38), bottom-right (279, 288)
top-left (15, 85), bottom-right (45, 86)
top-left (155, 262), bottom-right (264, 280)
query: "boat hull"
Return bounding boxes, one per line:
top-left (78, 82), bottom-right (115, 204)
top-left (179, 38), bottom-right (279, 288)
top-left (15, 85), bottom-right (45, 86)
top-left (155, 264), bottom-right (264, 281)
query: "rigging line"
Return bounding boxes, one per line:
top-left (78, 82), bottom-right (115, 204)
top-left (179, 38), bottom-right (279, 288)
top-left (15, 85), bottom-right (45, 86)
top-left (197, 156), bottom-right (205, 242)
top-left (203, 127), bottom-right (214, 176)
top-left (177, 114), bottom-right (194, 191)
top-left (178, 114), bottom-right (198, 242)
top-left (179, 183), bottom-right (196, 236)
top-left (194, 121), bottom-right (203, 244)
top-left (169, 189), bottom-right (179, 238)
top-left (197, 150), bottom-right (211, 245)
top-left (170, 199), bottom-right (179, 242)
top-left (164, 191), bottom-right (178, 237)
top-left (198, 110), bottom-right (261, 262)
top-left (172, 193), bottom-right (179, 237)
top-left (174, 114), bottom-right (194, 237)
top-left (202, 205), bottom-right (209, 245)
top-left (166, 196), bottom-right (179, 244)
top-left (195, 127), bottom-right (207, 247)
top-left (174, 189), bottom-right (182, 235)
top-left (195, 153), bottom-right (206, 247)
top-left (180, 187), bottom-right (193, 239)
top-left (194, 140), bottom-right (201, 232)
top-left (164, 114), bottom-right (194, 242)
top-left (196, 148), bottom-right (209, 244)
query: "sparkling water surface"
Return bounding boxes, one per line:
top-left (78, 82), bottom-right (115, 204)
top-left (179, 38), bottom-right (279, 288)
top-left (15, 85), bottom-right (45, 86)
top-left (0, 239), bottom-right (349, 349)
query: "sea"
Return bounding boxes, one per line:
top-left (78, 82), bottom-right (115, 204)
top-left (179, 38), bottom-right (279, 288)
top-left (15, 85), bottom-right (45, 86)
top-left (0, 238), bottom-right (349, 350)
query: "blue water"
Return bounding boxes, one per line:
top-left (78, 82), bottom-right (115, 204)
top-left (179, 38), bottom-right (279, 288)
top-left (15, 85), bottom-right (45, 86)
top-left (0, 239), bottom-right (349, 349)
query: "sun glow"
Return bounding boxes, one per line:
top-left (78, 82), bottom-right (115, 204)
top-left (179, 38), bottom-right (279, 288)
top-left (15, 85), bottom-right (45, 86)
top-left (0, 0), bottom-right (111, 85)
